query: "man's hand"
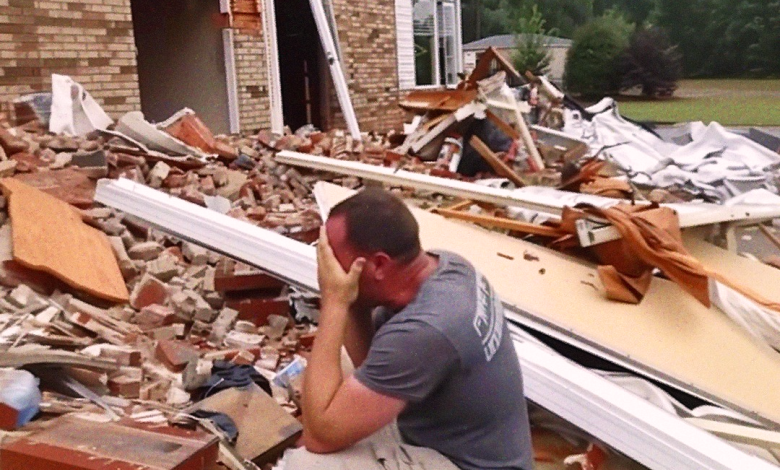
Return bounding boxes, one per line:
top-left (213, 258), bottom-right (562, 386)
top-left (317, 226), bottom-right (365, 308)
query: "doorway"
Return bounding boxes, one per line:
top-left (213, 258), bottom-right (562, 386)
top-left (274, 0), bottom-right (323, 132)
top-left (130, 0), bottom-right (231, 134)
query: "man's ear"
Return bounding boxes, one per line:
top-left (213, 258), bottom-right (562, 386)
top-left (371, 253), bottom-right (392, 281)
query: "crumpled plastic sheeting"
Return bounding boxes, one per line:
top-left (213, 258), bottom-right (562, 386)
top-left (709, 278), bottom-right (780, 353)
top-left (49, 74), bottom-right (113, 137)
top-left (562, 98), bottom-right (780, 202)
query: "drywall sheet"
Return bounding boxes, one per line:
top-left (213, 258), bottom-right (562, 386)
top-left (317, 182), bottom-right (780, 426)
top-left (0, 178), bottom-right (129, 303)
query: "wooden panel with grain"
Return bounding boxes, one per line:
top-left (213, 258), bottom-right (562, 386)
top-left (0, 178), bottom-right (129, 303)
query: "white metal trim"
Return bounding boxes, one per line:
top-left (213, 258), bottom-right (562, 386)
top-left (513, 333), bottom-right (780, 470)
top-left (222, 29), bottom-right (241, 134)
top-left (308, 0), bottom-right (362, 141)
top-left (276, 151), bottom-right (780, 245)
top-left (431, 0), bottom-right (440, 86)
top-left (94, 179), bottom-right (318, 292)
top-left (263, 0), bottom-right (284, 135)
top-left (454, 0), bottom-right (463, 75)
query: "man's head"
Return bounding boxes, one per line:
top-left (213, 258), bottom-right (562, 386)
top-left (325, 188), bottom-right (422, 306)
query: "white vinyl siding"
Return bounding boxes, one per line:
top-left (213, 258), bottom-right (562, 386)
top-left (396, 0), bottom-right (416, 89)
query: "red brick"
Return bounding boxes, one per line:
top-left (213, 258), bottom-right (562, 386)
top-left (224, 296), bottom-right (291, 326)
top-left (0, 402), bottom-right (19, 431)
top-left (156, 339), bottom-right (200, 372)
top-left (129, 274), bottom-right (168, 310)
top-left (135, 304), bottom-right (177, 331)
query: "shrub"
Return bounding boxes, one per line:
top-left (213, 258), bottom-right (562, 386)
top-left (618, 27), bottom-right (682, 97)
top-left (512, 5), bottom-right (553, 76)
top-left (564, 11), bottom-right (633, 96)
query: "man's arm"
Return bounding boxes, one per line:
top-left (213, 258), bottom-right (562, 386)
top-left (302, 228), bottom-right (406, 453)
top-left (343, 304), bottom-right (374, 368)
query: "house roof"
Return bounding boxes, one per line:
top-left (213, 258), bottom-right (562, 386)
top-left (463, 34), bottom-right (572, 51)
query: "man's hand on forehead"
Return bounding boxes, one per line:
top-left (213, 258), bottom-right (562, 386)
top-left (317, 226), bottom-right (365, 309)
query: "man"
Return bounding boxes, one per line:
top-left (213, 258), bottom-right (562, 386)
top-left (293, 188), bottom-right (533, 470)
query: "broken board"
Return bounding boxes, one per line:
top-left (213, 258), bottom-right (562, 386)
top-left (316, 182), bottom-right (780, 427)
top-left (0, 178), bottom-right (129, 303)
top-left (191, 387), bottom-right (302, 466)
top-left (0, 415), bottom-right (218, 470)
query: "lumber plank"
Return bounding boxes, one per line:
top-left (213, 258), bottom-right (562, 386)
top-left (469, 135), bottom-right (526, 187)
top-left (433, 207), bottom-right (564, 238)
top-left (0, 178), bottom-right (129, 303)
top-left (317, 182), bottom-right (780, 427)
top-left (0, 349), bottom-right (119, 371)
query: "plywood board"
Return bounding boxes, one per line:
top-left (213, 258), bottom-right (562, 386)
top-left (317, 183), bottom-right (780, 426)
top-left (192, 387), bottom-right (302, 465)
top-left (0, 178), bottom-right (129, 303)
top-left (683, 228), bottom-right (780, 301)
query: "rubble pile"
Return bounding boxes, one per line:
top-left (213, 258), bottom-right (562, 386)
top-left (0, 103), bottom-right (395, 469)
top-left (1, 50), bottom-right (780, 469)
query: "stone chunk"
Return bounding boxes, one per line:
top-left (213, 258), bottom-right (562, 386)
top-left (146, 253), bottom-right (180, 282)
top-left (182, 242), bottom-right (209, 266)
top-left (148, 161), bottom-right (171, 189)
top-left (127, 241), bottom-right (164, 261)
top-left (209, 307), bottom-right (239, 343)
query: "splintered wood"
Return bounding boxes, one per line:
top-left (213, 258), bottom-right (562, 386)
top-left (0, 178), bottom-right (129, 303)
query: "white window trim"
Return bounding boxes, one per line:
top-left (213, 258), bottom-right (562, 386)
top-left (397, 0), bottom-right (463, 90)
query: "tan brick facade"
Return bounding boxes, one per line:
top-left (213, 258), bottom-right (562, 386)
top-left (0, 0), bottom-right (405, 133)
top-left (329, 0), bottom-right (405, 132)
top-left (0, 0), bottom-right (140, 117)
top-left (233, 33), bottom-right (271, 132)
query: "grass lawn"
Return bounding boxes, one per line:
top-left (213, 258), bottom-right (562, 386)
top-left (611, 79), bottom-right (780, 126)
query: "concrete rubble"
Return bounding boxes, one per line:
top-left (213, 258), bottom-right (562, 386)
top-left (0, 62), bottom-right (780, 470)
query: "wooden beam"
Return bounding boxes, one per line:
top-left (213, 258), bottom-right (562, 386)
top-left (0, 350), bottom-right (119, 371)
top-left (486, 109), bottom-right (520, 140)
top-left (469, 135), bottom-right (526, 188)
top-left (433, 207), bottom-right (564, 238)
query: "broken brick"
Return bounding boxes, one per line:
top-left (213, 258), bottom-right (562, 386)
top-left (130, 274), bottom-right (169, 310)
top-left (155, 339), bottom-right (200, 372)
top-left (135, 304), bottom-right (177, 330)
top-left (225, 296), bottom-right (291, 326)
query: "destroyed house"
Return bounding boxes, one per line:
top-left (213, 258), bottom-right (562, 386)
top-left (0, 0), bottom-right (464, 136)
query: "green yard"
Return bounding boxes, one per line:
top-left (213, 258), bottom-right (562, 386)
top-left (611, 79), bottom-right (780, 126)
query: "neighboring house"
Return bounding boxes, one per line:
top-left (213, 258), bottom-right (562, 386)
top-left (463, 34), bottom-right (572, 85)
top-left (0, 0), bottom-right (463, 135)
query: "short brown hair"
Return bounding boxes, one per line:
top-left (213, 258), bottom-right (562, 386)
top-left (328, 188), bottom-right (421, 264)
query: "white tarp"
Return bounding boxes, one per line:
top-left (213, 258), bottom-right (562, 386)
top-left (563, 98), bottom-right (780, 202)
top-left (49, 74), bottom-right (113, 136)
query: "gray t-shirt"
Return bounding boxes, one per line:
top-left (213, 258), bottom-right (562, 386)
top-left (354, 251), bottom-right (534, 470)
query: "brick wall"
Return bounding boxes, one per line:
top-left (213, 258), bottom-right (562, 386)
top-left (0, 0), bottom-right (140, 118)
top-left (328, 0), bottom-right (405, 133)
top-left (233, 32), bottom-right (270, 133)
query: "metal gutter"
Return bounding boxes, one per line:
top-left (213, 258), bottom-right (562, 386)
top-left (94, 178), bottom-right (318, 292)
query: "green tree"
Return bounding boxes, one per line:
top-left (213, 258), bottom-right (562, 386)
top-left (512, 5), bottom-right (554, 75)
top-left (564, 11), bottom-right (634, 96)
top-left (618, 27), bottom-right (682, 96)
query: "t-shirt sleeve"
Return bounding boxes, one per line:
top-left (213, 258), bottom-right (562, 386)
top-left (353, 320), bottom-right (459, 403)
